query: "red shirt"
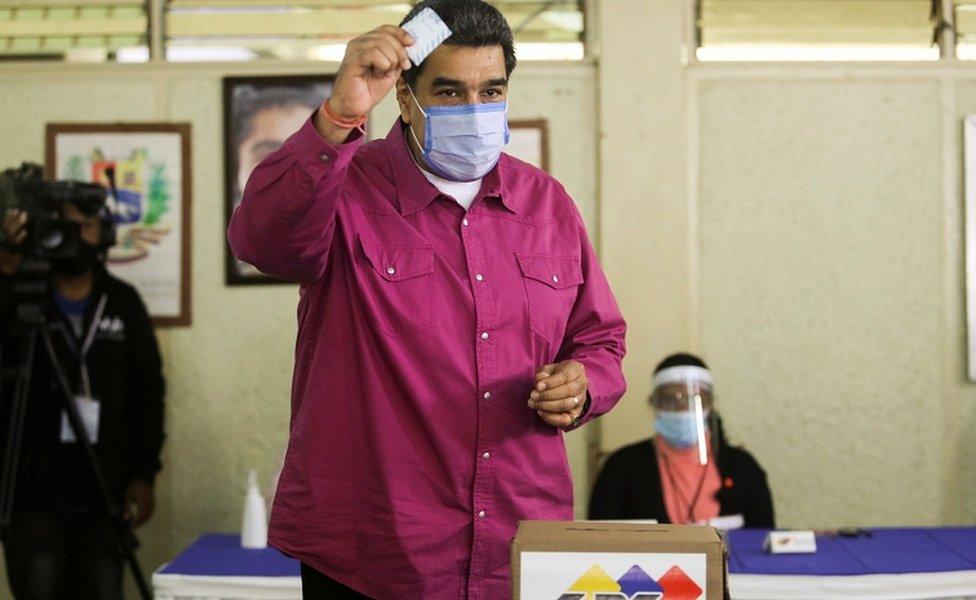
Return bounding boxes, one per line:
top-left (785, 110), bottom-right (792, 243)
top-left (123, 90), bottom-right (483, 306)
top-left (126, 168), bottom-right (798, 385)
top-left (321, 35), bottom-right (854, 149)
top-left (228, 116), bottom-right (627, 599)
top-left (655, 436), bottom-right (721, 525)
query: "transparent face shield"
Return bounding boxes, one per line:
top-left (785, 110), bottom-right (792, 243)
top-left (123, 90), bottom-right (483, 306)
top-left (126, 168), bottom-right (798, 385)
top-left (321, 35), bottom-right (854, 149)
top-left (651, 366), bottom-right (714, 465)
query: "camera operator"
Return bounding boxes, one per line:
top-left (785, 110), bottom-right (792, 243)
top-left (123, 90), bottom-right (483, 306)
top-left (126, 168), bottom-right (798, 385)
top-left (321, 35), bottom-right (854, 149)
top-left (0, 202), bottom-right (165, 600)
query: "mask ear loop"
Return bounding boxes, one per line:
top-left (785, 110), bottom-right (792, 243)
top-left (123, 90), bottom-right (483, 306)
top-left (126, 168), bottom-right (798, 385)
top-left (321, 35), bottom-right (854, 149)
top-left (404, 84), bottom-right (430, 155)
top-left (405, 84), bottom-right (428, 119)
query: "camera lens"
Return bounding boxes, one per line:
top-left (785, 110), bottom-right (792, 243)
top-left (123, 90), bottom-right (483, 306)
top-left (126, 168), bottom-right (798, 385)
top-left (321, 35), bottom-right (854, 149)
top-left (38, 226), bottom-right (65, 251)
top-left (32, 218), bottom-right (78, 258)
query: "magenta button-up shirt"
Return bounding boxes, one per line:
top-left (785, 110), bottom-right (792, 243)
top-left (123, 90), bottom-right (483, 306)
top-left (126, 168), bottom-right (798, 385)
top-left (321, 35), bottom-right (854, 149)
top-left (228, 116), bottom-right (626, 599)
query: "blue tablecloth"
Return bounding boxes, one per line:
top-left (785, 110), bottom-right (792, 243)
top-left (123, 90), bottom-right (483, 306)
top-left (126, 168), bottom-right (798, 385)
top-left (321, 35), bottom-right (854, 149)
top-left (158, 534), bottom-right (299, 578)
top-left (159, 528), bottom-right (976, 581)
top-left (727, 527), bottom-right (976, 576)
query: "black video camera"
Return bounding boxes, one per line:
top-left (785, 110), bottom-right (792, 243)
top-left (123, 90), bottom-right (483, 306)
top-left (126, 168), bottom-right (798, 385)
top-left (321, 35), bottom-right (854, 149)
top-left (0, 163), bottom-right (116, 323)
top-left (0, 163), bottom-right (115, 261)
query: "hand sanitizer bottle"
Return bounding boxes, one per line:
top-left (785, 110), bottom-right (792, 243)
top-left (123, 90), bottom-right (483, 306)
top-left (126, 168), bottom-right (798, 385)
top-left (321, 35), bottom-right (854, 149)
top-left (241, 469), bottom-right (268, 549)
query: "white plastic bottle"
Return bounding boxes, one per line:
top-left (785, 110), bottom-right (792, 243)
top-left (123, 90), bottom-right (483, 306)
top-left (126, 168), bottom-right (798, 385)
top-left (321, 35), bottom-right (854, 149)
top-left (241, 469), bottom-right (268, 549)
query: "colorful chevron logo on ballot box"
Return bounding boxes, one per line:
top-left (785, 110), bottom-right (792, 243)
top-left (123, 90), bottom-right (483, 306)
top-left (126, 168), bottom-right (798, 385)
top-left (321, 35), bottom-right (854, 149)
top-left (556, 563), bottom-right (702, 600)
top-left (513, 522), bottom-right (717, 600)
top-left (518, 551), bottom-right (707, 600)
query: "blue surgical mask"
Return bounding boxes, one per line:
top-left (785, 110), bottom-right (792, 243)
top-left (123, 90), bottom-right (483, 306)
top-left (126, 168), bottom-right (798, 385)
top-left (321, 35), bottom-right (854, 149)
top-left (655, 411), bottom-right (709, 449)
top-left (406, 86), bottom-right (509, 182)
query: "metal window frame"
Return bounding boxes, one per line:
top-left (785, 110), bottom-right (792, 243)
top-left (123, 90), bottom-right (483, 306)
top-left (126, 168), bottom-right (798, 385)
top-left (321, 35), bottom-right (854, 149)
top-left (0, 0), bottom-right (592, 64)
top-left (690, 0), bottom-right (958, 64)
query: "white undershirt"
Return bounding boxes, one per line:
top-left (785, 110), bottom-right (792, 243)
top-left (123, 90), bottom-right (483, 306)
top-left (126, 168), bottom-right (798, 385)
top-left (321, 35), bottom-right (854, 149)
top-left (406, 136), bottom-right (482, 210)
top-left (420, 169), bottom-right (482, 211)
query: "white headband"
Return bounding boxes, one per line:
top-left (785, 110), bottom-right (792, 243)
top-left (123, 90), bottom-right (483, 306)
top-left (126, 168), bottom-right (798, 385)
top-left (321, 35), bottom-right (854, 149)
top-left (652, 365), bottom-right (713, 390)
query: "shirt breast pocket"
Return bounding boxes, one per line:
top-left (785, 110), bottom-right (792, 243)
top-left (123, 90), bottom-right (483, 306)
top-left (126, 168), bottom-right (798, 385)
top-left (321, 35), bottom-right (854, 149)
top-left (357, 234), bottom-right (435, 337)
top-left (516, 252), bottom-right (584, 346)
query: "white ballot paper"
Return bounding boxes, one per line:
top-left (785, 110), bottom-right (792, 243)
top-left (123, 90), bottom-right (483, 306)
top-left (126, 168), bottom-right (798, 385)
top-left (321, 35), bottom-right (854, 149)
top-left (402, 8), bottom-right (452, 66)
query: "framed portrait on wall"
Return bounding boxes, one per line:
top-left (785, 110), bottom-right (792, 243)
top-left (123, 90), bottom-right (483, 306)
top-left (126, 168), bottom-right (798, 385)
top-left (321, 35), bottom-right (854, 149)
top-left (46, 123), bottom-right (192, 327)
top-left (224, 75), bottom-right (334, 285)
top-left (507, 119), bottom-right (550, 172)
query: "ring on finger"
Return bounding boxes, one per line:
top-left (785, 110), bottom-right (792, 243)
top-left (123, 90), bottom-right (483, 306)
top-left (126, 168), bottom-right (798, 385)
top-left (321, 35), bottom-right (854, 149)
top-left (573, 397), bottom-right (580, 406)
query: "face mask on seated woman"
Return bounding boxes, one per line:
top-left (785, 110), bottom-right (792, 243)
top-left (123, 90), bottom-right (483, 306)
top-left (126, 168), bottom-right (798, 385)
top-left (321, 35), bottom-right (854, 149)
top-left (655, 409), bottom-right (710, 449)
top-left (651, 365), bottom-right (714, 458)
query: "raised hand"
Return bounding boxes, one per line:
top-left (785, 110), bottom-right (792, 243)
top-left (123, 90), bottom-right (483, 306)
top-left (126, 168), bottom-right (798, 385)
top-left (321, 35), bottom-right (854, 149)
top-left (316, 25), bottom-right (414, 143)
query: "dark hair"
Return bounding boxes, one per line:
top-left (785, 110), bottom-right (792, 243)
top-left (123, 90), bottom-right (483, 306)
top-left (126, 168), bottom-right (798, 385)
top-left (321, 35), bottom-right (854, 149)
top-left (399, 0), bottom-right (517, 88)
top-left (653, 353), bottom-right (708, 374)
top-left (232, 84), bottom-right (328, 148)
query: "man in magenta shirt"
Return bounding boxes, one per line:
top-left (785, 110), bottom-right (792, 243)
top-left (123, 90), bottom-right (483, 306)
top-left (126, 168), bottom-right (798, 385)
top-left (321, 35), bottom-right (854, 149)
top-left (228, 1), bottom-right (626, 598)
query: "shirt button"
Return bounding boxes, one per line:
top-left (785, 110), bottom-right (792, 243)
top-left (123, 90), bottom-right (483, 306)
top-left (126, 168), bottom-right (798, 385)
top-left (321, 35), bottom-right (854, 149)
top-left (319, 154), bottom-right (330, 162)
top-left (386, 267), bottom-right (396, 275)
top-left (482, 452), bottom-right (490, 460)
top-left (475, 273), bottom-right (484, 282)
top-left (478, 510), bottom-right (486, 518)
top-left (483, 392), bottom-right (492, 400)
top-left (480, 331), bottom-right (489, 341)
top-left (462, 218), bottom-right (469, 227)
top-left (552, 275), bottom-right (559, 284)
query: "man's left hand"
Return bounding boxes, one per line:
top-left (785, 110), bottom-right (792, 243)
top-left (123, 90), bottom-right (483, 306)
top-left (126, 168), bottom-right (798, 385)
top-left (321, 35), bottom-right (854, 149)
top-left (124, 479), bottom-right (154, 528)
top-left (529, 360), bottom-right (588, 428)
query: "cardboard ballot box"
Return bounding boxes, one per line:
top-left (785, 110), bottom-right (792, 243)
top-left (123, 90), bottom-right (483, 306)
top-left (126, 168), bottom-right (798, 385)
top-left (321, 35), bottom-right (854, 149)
top-left (511, 521), bottom-right (726, 600)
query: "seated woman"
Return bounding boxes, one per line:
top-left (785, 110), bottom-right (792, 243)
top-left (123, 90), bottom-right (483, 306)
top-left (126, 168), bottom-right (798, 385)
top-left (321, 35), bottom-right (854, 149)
top-left (588, 353), bottom-right (775, 527)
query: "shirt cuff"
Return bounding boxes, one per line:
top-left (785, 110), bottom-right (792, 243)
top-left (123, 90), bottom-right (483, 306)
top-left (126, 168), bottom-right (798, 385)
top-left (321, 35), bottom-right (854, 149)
top-left (286, 111), bottom-right (365, 183)
top-left (562, 394), bottom-right (593, 432)
top-left (561, 352), bottom-right (626, 431)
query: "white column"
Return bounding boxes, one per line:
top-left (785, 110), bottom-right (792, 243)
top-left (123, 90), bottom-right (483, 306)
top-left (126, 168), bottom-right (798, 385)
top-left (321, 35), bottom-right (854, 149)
top-left (596, 0), bottom-right (694, 453)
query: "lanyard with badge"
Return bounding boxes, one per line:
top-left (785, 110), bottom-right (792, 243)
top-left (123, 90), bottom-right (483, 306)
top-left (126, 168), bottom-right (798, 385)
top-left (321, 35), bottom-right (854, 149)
top-left (58, 293), bottom-right (107, 444)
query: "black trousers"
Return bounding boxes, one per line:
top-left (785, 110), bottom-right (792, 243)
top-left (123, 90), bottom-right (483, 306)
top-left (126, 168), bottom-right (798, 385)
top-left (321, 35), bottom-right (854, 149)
top-left (3, 508), bottom-right (123, 600)
top-left (301, 563), bottom-right (373, 599)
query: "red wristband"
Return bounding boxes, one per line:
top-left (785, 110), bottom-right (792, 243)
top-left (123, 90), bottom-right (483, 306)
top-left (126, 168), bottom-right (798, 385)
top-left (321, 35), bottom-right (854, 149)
top-left (321, 99), bottom-right (367, 133)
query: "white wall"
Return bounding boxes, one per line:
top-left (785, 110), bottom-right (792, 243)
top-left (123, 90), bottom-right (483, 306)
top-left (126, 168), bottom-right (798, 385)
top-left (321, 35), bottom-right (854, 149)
top-left (597, 0), bottom-right (976, 527)
top-left (697, 75), bottom-right (947, 527)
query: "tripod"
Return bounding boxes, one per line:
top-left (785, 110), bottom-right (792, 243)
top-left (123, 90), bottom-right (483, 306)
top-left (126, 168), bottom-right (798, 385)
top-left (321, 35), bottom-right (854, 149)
top-left (0, 310), bottom-right (151, 600)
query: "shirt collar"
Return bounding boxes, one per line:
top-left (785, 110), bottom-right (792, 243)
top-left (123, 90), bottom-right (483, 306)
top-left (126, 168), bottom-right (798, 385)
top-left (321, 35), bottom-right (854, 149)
top-left (384, 119), bottom-right (519, 216)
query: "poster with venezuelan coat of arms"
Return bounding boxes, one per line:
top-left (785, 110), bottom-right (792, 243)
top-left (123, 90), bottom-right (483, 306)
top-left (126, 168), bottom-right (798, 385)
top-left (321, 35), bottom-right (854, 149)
top-left (46, 123), bottom-right (192, 326)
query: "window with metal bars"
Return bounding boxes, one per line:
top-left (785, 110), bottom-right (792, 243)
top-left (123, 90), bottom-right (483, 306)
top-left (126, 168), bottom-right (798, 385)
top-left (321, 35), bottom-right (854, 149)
top-left (0, 0), bottom-right (585, 63)
top-left (164, 0), bottom-right (585, 62)
top-left (696, 0), bottom-right (941, 62)
top-left (956, 0), bottom-right (976, 58)
top-left (0, 0), bottom-right (148, 62)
